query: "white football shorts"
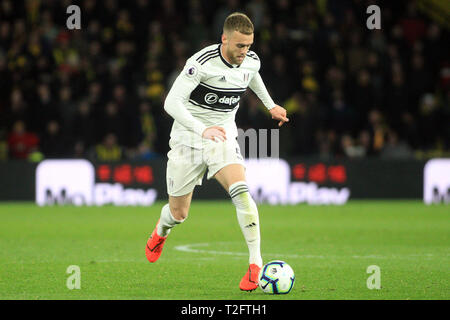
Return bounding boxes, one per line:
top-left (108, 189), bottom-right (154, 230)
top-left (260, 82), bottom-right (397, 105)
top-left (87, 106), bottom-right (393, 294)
top-left (166, 138), bottom-right (244, 196)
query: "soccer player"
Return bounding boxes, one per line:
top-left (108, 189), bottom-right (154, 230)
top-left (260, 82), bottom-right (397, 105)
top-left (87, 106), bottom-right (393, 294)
top-left (145, 12), bottom-right (289, 291)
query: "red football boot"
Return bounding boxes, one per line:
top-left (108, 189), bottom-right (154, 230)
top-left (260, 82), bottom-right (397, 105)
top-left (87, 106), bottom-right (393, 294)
top-left (145, 221), bottom-right (167, 263)
top-left (239, 264), bottom-right (261, 291)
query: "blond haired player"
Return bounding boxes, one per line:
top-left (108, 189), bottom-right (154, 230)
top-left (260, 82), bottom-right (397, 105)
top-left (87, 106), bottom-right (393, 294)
top-left (145, 12), bottom-right (289, 291)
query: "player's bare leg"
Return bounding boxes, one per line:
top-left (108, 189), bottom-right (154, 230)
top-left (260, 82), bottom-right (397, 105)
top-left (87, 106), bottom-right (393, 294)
top-left (146, 192), bottom-right (193, 263)
top-left (214, 164), bottom-right (262, 291)
top-left (167, 192), bottom-right (193, 221)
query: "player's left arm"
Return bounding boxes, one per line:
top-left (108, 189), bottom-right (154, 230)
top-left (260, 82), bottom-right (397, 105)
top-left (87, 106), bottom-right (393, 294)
top-left (248, 72), bottom-right (289, 127)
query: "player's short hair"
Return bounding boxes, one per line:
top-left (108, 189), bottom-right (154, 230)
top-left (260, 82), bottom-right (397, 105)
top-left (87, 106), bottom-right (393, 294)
top-left (223, 12), bottom-right (254, 35)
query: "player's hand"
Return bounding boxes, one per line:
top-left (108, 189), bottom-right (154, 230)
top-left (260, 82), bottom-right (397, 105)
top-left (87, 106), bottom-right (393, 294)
top-left (202, 126), bottom-right (227, 142)
top-left (269, 105), bottom-right (289, 127)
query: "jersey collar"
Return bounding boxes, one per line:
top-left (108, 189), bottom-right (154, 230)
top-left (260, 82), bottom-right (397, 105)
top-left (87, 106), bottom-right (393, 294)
top-left (219, 44), bottom-right (241, 69)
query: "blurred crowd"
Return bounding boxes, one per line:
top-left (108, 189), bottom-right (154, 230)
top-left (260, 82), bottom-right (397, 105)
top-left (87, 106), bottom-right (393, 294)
top-left (0, 0), bottom-right (449, 162)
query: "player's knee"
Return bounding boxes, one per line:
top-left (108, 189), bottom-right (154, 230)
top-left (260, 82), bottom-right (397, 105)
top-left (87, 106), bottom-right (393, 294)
top-left (169, 204), bottom-right (189, 221)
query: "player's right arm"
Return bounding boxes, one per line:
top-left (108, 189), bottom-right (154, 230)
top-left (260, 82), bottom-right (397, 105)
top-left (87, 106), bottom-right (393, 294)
top-left (164, 62), bottom-right (226, 142)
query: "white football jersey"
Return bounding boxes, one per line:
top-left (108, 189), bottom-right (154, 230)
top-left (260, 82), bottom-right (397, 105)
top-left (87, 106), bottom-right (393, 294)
top-left (164, 43), bottom-right (275, 149)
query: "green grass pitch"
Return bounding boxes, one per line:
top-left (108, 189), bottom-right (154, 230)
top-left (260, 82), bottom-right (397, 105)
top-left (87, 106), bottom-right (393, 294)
top-left (0, 201), bottom-right (448, 300)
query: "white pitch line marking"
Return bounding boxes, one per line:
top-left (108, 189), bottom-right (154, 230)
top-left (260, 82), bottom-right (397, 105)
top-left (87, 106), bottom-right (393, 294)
top-left (174, 243), bottom-right (446, 260)
top-left (174, 243), bottom-right (326, 259)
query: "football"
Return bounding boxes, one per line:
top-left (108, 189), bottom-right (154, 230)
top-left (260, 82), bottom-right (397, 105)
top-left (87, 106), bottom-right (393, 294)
top-left (258, 260), bottom-right (295, 294)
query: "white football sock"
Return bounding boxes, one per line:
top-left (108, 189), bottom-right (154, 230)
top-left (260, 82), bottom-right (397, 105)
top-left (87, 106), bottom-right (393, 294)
top-left (229, 181), bottom-right (263, 267)
top-left (156, 203), bottom-right (185, 237)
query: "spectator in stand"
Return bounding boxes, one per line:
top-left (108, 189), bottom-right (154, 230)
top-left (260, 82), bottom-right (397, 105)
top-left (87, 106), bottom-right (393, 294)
top-left (340, 133), bottom-right (365, 158)
top-left (34, 83), bottom-right (61, 136)
top-left (0, 129), bottom-right (8, 161)
top-left (57, 86), bottom-right (77, 127)
top-left (380, 130), bottom-right (413, 159)
top-left (351, 69), bottom-right (375, 129)
top-left (4, 89), bottom-right (29, 130)
top-left (386, 66), bottom-right (409, 126)
top-left (40, 120), bottom-right (66, 158)
top-left (418, 93), bottom-right (440, 150)
top-left (409, 52), bottom-right (433, 110)
top-left (90, 132), bottom-right (123, 162)
top-left (267, 54), bottom-right (292, 103)
top-left (238, 92), bottom-right (270, 131)
top-left (316, 129), bottom-right (339, 160)
top-left (71, 100), bottom-right (95, 149)
top-left (366, 109), bottom-right (388, 155)
top-left (7, 120), bottom-right (39, 160)
top-left (357, 130), bottom-right (374, 157)
top-left (329, 89), bottom-right (355, 135)
top-left (346, 30), bottom-right (368, 77)
top-left (97, 101), bottom-right (125, 145)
